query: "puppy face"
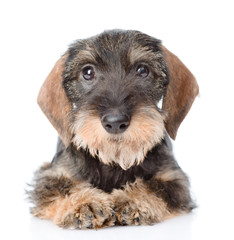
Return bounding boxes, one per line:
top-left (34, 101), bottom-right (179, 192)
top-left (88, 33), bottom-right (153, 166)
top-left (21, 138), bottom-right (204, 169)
top-left (37, 30), bottom-right (199, 170)
top-left (63, 31), bottom-right (168, 169)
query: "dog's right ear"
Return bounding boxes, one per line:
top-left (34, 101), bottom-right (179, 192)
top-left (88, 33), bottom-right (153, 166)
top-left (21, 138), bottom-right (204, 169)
top-left (37, 54), bottom-right (72, 147)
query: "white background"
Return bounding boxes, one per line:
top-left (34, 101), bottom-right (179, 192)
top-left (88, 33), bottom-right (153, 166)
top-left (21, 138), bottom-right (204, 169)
top-left (0, 0), bottom-right (234, 239)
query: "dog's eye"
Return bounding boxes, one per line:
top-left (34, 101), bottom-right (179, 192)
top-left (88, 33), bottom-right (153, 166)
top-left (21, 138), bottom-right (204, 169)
top-left (82, 66), bottom-right (95, 81)
top-left (136, 65), bottom-right (149, 77)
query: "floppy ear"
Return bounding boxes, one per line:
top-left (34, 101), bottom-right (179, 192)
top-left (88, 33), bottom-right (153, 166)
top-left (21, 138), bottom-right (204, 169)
top-left (161, 46), bottom-right (199, 140)
top-left (37, 54), bottom-right (72, 147)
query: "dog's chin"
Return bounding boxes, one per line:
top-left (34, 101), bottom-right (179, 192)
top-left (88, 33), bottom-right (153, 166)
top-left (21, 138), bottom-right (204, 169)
top-left (72, 133), bottom-right (162, 170)
top-left (95, 136), bottom-right (159, 170)
top-left (71, 107), bottom-right (165, 170)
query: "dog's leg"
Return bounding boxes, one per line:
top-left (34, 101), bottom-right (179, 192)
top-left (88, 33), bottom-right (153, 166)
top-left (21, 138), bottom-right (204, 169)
top-left (113, 169), bottom-right (194, 226)
top-left (28, 163), bottom-right (115, 229)
top-left (148, 168), bottom-right (195, 213)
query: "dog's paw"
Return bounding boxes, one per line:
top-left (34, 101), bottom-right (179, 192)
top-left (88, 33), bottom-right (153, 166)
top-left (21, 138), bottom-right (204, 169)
top-left (60, 203), bottom-right (115, 229)
top-left (115, 201), bottom-right (144, 226)
top-left (114, 199), bottom-right (160, 226)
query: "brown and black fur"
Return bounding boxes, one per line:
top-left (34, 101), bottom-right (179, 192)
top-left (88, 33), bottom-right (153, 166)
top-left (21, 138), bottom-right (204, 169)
top-left (28, 30), bottom-right (199, 229)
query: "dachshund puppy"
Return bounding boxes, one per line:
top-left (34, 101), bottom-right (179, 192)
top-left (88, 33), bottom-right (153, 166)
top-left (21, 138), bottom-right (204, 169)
top-left (28, 30), bottom-right (199, 229)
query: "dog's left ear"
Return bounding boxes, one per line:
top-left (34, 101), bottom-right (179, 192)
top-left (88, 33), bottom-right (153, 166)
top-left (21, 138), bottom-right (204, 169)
top-left (37, 54), bottom-right (73, 147)
top-left (161, 46), bottom-right (199, 140)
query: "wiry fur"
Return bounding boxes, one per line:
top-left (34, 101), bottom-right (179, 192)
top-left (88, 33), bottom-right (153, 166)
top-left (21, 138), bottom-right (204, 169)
top-left (72, 106), bottom-right (165, 170)
top-left (29, 154), bottom-right (192, 229)
top-left (28, 30), bottom-right (198, 230)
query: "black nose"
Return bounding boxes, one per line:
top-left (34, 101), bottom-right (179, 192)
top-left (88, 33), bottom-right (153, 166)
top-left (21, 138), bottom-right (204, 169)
top-left (101, 113), bottom-right (130, 134)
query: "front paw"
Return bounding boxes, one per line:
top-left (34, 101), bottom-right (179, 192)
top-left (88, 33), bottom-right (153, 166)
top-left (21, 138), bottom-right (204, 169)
top-left (60, 203), bottom-right (115, 229)
top-left (115, 201), bottom-right (143, 226)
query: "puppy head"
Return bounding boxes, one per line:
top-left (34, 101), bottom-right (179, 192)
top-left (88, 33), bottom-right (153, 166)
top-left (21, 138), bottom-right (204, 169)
top-left (38, 30), bottom-right (198, 169)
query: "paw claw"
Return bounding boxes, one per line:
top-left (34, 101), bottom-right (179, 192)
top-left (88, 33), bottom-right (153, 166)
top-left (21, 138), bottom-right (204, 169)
top-left (99, 210), bottom-right (104, 217)
top-left (122, 209), bottom-right (127, 215)
top-left (122, 219), bottom-right (127, 225)
top-left (77, 219), bottom-right (82, 229)
top-left (134, 217), bottom-right (140, 225)
top-left (87, 223), bottom-right (93, 229)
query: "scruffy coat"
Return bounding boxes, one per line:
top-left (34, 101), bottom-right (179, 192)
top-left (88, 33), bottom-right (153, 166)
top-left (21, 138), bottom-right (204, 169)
top-left (28, 30), bottom-right (199, 229)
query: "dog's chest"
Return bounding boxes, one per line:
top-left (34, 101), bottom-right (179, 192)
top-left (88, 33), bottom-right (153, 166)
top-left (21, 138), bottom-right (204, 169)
top-left (72, 142), bottom-right (170, 193)
top-left (88, 164), bottom-right (153, 193)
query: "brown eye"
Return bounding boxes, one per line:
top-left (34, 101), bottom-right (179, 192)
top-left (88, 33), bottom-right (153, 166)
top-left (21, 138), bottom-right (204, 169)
top-left (82, 66), bottom-right (95, 80)
top-left (136, 65), bottom-right (149, 77)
